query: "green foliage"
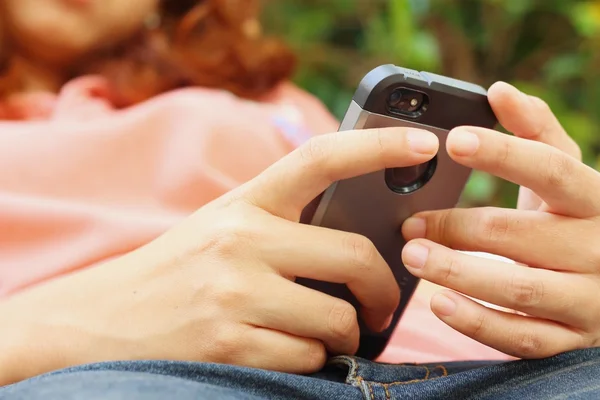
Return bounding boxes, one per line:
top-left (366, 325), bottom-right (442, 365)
top-left (264, 0), bottom-right (600, 208)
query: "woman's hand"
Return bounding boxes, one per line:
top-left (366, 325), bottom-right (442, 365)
top-left (0, 126), bottom-right (439, 384)
top-left (402, 82), bottom-right (600, 359)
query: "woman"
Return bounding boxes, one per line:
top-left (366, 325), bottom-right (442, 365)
top-left (1, 1), bottom-right (600, 399)
top-left (0, 0), bottom-right (505, 364)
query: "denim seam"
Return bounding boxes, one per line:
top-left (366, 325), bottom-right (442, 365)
top-left (383, 384), bottom-right (391, 400)
top-left (357, 364), bottom-right (451, 399)
top-left (328, 356), bottom-right (360, 385)
top-left (329, 357), bottom-right (449, 399)
top-left (328, 357), bottom-right (376, 400)
top-left (377, 365), bottom-right (449, 387)
top-left (437, 365), bottom-right (448, 377)
top-left (356, 377), bottom-right (376, 400)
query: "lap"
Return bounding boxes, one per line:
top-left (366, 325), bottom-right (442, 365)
top-left (0, 370), bottom-right (264, 400)
top-left (3, 348), bottom-right (600, 399)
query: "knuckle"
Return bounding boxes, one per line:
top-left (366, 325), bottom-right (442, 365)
top-left (510, 331), bottom-right (544, 358)
top-left (209, 326), bottom-right (244, 363)
top-left (529, 97), bottom-right (582, 160)
top-left (209, 276), bottom-right (250, 309)
top-left (373, 128), bottom-right (391, 166)
top-left (467, 311), bottom-right (487, 340)
top-left (304, 340), bottom-right (327, 372)
top-left (530, 96), bottom-right (552, 118)
top-left (504, 272), bottom-right (545, 308)
top-left (432, 209), bottom-right (458, 247)
top-left (205, 219), bottom-right (259, 256)
top-left (436, 254), bottom-right (462, 284)
top-left (298, 136), bottom-right (331, 169)
top-left (327, 301), bottom-right (359, 342)
top-left (543, 149), bottom-right (574, 188)
top-left (528, 97), bottom-right (553, 139)
top-left (344, 233), bottom-right (378, 273)
top-left (496, 137), bottom-right (512, 167)
top-left (430, 211), bottom-right (448, 241)
top-left (477, 209), bottom-right (511, 246)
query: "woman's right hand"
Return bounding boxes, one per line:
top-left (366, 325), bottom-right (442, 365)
top-left (0, 127), bottom-right (439, 383)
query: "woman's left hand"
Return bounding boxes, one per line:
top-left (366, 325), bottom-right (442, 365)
top-left (401, 82), bottom-right (600, 359)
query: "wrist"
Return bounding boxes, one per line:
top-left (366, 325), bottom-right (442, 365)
top-left (0, 298), bottom-right (66, 386)
top-left (0, 300), bottom-right (30, 385)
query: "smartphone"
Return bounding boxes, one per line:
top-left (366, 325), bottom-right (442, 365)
top-left (298, 64), bottom-right (498, 360)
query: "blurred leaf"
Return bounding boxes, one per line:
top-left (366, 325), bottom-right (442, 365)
top-left (503, 0), bottom-right (536, 17)
top-left (411, 32), bottom-right (440, 70)
top-left (570, 2), bottom-right (600, 37)
top-left (463, 171), bottom-right (497, 204)
top-left (544, 54), bottom-right (586, 83)
top-left (560, 113), bottom-right (597, 163)
top-left (409, 0), bottom-right (431, 16)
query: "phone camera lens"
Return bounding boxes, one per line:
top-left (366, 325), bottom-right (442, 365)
top-left (388, 90), bottom-right (403, 107)
top-left (385, 156), bottom-right (437, 194)
top-left (387, 88), bottom-right (429, 117)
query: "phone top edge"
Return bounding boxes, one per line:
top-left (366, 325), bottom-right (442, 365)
top-left (353, 64), bottom-right (489, 108)
top-left (352, 65), bottom-right (497, 131)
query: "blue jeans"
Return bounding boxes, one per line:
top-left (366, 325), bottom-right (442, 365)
top-left (2, 348), bottom-right (600, 399)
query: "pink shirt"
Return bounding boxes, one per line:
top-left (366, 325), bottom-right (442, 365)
top-left (0, 76), bottom-right (511, 363)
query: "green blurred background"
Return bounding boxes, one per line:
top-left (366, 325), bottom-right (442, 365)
top-left (265, 0), bottom-right (600, 208)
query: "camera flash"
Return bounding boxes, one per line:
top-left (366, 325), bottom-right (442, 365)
top-left (410, 99), bottom-right (418, 107)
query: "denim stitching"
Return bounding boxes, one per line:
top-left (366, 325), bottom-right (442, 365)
top-left (328, 357), bottom-right (450, 398)
top-left (330, 357), bottom-right (389, 400)
top-left (384, 384), bottom-right (391, 400)
top-left (368, 364), bottom-right (454, 392)
top-left (366, 379), bottom-right (375, 400)
top-left (328, 356), bottom-right (377, 400)
top-left (365, 362), bottom-right (432, 385)
top-left (367, 361), bottom-right (419, 367)
top-left (424, 365), bottom-right (431, 380)
top-left (355, 377), bottom-right (375, 400)
top-left (436, 365), bottom-right (448, 377)
top-left (328, 356), bottom-right (360, 385)
top-left (379, 364), bottom-right (456, 388)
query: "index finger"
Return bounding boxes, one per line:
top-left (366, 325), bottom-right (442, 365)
top-left (243, 127), bottom-right (439, 220)
top-left (445, 127), bottom-right (600, 218)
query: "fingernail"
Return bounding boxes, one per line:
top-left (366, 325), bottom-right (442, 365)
top-left (407, 130), bottom-right (438, 155)
top-left (447, 129), bottom-right (480, 157)
top-left (403, 243), bottom-right (429, 269)
top-left (431, 293), bottom-right (457, 317)
top-left (402, 217), bottom-right (426, 239)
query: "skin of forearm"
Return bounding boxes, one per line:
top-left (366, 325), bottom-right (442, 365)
top-left (0, 254), bottom-right (142, 386)
top-left (0, 294), bottom-right (88, 386)
top-left (0, 299), bottom-right (35, 386)
top-left (0, 275), bottom-right (97, 386)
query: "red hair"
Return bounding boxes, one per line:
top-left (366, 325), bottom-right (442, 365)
top-left (0, 0), bottom-right (296, 110)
